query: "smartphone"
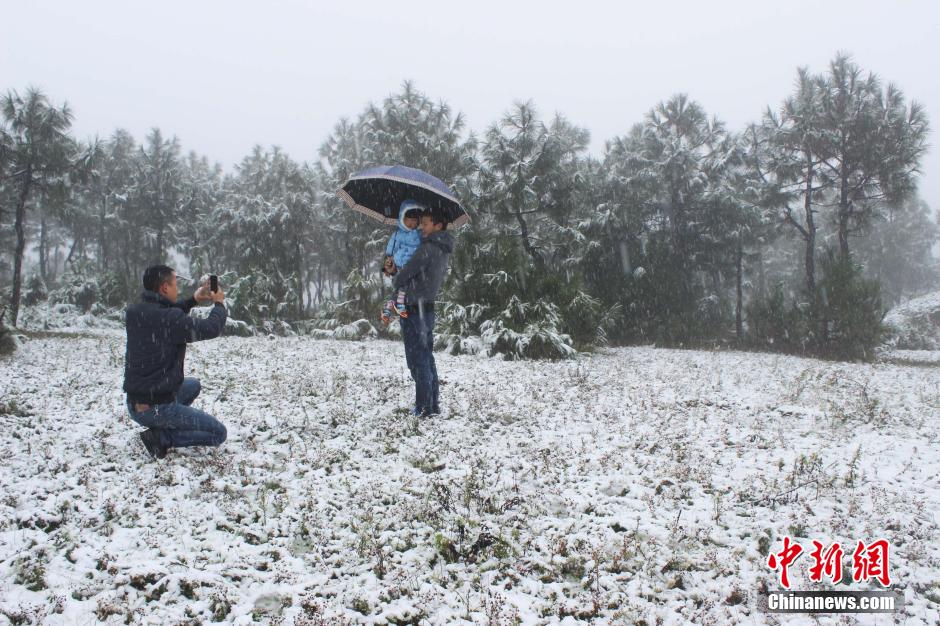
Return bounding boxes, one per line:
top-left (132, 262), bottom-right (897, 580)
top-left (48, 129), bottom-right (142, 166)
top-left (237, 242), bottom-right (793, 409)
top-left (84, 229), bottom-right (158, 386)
top-left (209, 275), bottom-right (218, 293)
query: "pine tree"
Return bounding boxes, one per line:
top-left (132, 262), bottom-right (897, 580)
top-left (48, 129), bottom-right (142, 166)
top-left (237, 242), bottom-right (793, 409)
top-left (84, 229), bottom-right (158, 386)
top-left (204, 146), bottom-right (314, 323)
top-left (1, 88), bottom-right (75, 326)
top-left (761, 69), bottom-right (830, 299)
top-left (135, 128), bottom-right (183, 262)
top-left (600, 94), bottom-right (730, 342)
top-left (815, 54), bottom-right (929, 259)
top-left (478, 101), bottom-right (589, 271)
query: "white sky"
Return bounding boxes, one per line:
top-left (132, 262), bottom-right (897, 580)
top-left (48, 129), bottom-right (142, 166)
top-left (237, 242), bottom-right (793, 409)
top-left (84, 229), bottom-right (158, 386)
top-left (3, 0), bottom-right (938, 213)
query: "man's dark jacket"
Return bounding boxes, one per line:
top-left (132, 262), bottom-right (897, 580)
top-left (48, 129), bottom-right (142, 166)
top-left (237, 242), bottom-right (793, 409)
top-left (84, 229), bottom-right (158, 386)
top-left (393, 230), bottom-right (454, 307)
top-left (123, 291), bottom-right (227, 404)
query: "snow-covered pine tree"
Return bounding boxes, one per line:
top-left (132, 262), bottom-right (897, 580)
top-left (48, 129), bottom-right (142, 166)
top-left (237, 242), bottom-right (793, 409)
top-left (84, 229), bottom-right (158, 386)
top-left (814, 54), bottom-right (929, 261)
top-left (200, 146), bottom-right (314, 324)
top-left (1, 88), bottom-right (76, 326)
top-left (135, 129), bottom-right (184, 263)
top-left (599, 94), bottom-right (731, 343)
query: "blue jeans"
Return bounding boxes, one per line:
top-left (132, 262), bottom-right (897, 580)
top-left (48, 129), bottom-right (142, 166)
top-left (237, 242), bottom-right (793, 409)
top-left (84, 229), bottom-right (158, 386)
top-left (400, 309), bottom-right (439, 415)
top-left (126, 378), bottom-right (227, 450)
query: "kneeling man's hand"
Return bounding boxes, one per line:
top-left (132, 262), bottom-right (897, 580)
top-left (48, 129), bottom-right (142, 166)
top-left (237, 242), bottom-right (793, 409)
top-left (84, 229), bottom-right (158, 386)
top-left (194, 282), bottom-right (213, 304)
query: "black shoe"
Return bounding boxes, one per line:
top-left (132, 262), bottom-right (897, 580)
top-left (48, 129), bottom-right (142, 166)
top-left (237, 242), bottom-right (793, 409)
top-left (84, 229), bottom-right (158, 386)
top-left (139, 429), bottom-right (167, 460)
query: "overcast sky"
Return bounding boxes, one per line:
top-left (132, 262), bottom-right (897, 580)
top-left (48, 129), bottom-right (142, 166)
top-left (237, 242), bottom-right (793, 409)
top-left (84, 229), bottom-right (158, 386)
top-left (3, 0), bottom-right (938, 211)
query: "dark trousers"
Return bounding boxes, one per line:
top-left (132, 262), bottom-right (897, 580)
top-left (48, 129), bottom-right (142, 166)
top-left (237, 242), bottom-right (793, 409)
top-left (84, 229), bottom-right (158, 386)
top-left (400, 309), bottom-right (439, 414)
top-left (126, 377), bottom-right (227, 449)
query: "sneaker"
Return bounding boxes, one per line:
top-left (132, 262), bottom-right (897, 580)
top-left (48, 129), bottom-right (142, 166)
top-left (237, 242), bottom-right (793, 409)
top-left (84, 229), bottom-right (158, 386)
top-left (381, 300), bottom-right (396, 325)
top-left (139, 429), bottom-right (167, 460)
top-left (394, 303), bottom-right (409, 319)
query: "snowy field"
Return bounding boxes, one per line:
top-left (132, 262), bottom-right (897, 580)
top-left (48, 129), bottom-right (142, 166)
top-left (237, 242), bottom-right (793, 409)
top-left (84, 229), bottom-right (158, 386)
top-left (1, 331), bottom-right (938, 625)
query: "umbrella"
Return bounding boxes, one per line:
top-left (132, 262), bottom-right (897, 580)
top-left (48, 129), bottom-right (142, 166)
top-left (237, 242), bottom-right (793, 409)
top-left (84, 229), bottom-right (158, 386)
top-left (337, 165), bottom-right (469, 229)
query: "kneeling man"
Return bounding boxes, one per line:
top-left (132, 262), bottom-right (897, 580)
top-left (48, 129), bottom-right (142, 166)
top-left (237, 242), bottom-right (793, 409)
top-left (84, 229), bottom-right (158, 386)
top-left (123, 265), bottom-right (227, 459)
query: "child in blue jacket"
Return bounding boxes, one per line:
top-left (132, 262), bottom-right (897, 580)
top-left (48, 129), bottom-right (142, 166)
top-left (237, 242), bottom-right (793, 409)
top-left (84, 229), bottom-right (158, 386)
top-left (381, 200), bottom-right (424, 323)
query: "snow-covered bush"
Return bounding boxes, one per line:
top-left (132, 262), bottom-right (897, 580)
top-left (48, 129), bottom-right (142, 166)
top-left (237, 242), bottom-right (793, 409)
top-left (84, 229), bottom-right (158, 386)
top-left (41, 261), bottom-right (126, 310)
top-left (17, 302), bottom-right (123, 331)
top-left (258, 319), bottom-right (295, 336)
top-left (0, 308), bottom-right (17, 355)
top-left (221, 270), bottom-right (301, 326)
top-left (814, 253), bottom-right (885, 361)
top-left (882, 290), bottom-right (940, 350)
top-left (301, 270), bottom-right (393, 340)
top-left (336, 269), bottom-right (386, 324)
top-left (224, 318), bottom-right (254, 337)
top-left (482, 297), bottom-right (575, 360)
top-left (437, 297), bottom-right (577, 360)
top-left (22, 274), bottom-right (48, 307)
top-left (746, 285), bottom-right (803, 351)
top-left (48, 265), bottom-right (99, 312)
top-left (561, 291), bottom-right (619, 350)
top-left (436, 302), bottom-right (487, 355)
top-left (747, 254), bottom-right (886, 361)
top-left (309, 319), bottom-right (377, 341)
top-left (482, 318), bottom-right (575, 361)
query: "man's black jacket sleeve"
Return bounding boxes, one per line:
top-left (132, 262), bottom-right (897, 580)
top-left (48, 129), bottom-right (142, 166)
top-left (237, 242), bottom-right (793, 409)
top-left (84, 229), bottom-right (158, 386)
top-left (173, 297), bottom-right (199, 314)
top-left (166, 303), bottom-right (227, 344)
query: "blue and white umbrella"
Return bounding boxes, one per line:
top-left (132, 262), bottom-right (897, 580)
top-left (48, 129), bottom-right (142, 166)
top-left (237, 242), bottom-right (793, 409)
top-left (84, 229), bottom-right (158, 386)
top-left (337, 165), bottom-right (469, 229)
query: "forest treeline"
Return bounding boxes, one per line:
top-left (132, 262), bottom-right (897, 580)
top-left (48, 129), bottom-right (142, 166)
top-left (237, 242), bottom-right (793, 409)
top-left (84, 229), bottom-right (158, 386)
top-left (1, 53), bottom-right (936, 360)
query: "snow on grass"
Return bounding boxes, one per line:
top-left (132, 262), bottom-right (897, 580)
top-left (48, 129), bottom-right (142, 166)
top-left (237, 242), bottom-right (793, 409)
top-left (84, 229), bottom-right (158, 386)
top-left (1, 333), bottom-right (938, 624)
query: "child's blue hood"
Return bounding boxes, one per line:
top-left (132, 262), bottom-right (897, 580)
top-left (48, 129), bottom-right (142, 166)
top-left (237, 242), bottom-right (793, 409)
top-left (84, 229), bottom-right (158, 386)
top-left (398, 201), bottom-right (424, 232)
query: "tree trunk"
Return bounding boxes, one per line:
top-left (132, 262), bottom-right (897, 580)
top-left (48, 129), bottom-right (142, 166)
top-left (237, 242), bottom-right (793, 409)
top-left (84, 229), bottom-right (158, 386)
top-left (837, 210), bottom-right (850, 260)
top-left (295, 241), bottom-right (305, 318)
top-left (756, 249), bottom-right (766, 301)
top-left (156, 225), bottom-right (165, 262)
top-left (52, 245), bottom-right (62, 283)
top-left (10, 166), bottom-right (33, 327)
top-left (803, 150), bottom-right (817, 296)
top-left (98, 196), bottom-right (109, 272)
top-left (617, 240), bottom-right (631, 275)
top-left (513, 210), bottom-right (542, 268)
top-left (39, 211), bottom-right (48, 282)
top-left (735, 238), bottom-right (743, 342)
top-left (64, 239), bottom-right (79, 269)
top-left (837, 166), bottom-right (851, 260)
top-left (316, 265), bottom-right (324, 306)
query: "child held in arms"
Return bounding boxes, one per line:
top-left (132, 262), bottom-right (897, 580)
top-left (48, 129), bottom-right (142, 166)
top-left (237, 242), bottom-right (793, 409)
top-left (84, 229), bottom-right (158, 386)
top-left (381, 200), bottom-right (424, 323)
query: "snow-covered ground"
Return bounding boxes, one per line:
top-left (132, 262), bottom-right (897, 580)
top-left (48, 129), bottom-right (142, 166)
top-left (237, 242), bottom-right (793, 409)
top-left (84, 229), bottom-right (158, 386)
top-left (1, 332), bottom-right (938, 625)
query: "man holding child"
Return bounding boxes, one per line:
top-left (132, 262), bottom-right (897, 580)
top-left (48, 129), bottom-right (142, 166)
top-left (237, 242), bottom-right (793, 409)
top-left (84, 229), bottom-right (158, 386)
top-left (387, 208), bottom-right (454, 417)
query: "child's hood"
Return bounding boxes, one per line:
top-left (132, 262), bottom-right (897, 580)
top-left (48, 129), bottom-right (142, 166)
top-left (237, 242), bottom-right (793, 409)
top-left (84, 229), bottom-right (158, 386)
top-left (398, 201), bottom-right (424, 232)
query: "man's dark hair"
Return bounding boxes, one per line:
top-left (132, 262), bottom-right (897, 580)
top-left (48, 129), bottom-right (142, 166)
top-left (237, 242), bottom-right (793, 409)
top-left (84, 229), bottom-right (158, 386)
top-left (425, 210), bottom-right (448, 228)
top-left (143, 265), bottom-right (175, 292)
